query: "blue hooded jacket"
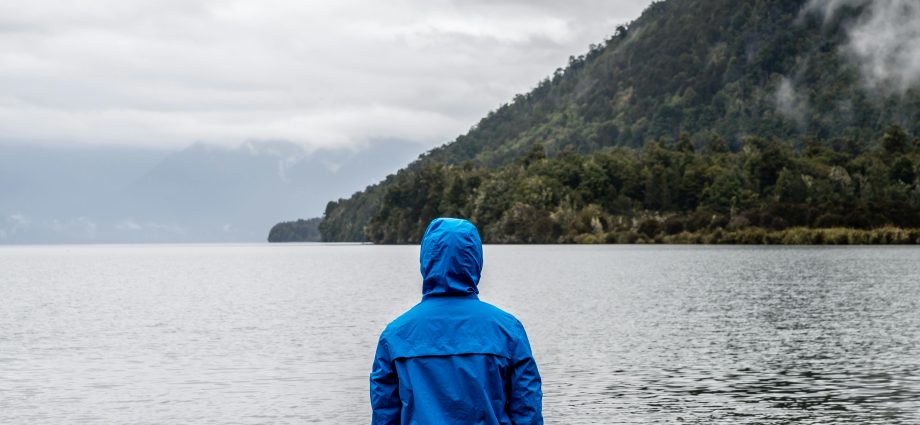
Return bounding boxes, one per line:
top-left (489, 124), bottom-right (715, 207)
top-left (370, 218), bottom-right (543, 424)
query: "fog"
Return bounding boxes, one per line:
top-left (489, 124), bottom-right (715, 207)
top-left (806, 0), bottom-right (920, 93)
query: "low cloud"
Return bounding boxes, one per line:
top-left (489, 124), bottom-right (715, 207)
top-left (805, 0), bottom-right (920, 93)
top-left (115, 219), bottom-right (143, 231)
top-left (49, 217), bottom-right (97, 237)
top-left (115, 219), bottom-right (185, 234)
top-left (0, 213), bottom-right (32, 240)
top-left (0, 0), bottom-right (653, 150)
top-left (774, 76), bottom-right (809, 126)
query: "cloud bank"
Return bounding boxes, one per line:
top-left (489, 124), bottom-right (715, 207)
top-left (806, 0), bottom-right (920, 93)
top-left (774, 76), bottom-right (809, 126)
top-left (0, 0), bottom-right (653, 150)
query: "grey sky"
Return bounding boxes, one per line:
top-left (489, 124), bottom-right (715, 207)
top-left (0, 0), bottom-right (655, 151)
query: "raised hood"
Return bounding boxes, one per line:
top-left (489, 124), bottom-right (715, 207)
top-left (419, 218), bottom-right (483, 298)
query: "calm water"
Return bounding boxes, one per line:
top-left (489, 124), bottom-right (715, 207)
top-left (1, 244), bottom-right (919, 424)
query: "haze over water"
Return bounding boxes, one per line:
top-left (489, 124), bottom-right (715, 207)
top-left (2, 244), bottom-right (918, 424)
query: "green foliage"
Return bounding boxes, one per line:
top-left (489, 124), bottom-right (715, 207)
top-left (412, 0), bottom-right (919, 168)
top-left (883, 124), bottom-right (910, 155)
top-left (662, 226), bottom-right (920, 245)
top-left (318, 180), bottom-right (389, 242)
top-left (325, 130), bottom-right (920, 244)
top-left (312, 0), bottom-right (920, 244)
top-left (268, 217), bottom-right (322, 242)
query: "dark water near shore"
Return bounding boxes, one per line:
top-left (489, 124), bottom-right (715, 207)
top-left (1, 244), bottom-right (919, 424)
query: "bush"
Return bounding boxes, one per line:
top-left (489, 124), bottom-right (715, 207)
top-left (637, 219), bottom-right (662, 238)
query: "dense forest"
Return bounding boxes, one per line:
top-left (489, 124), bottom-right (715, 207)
top-left (416, 0), bottom-right (919, 167)
top-left (277, 0), bottom-right (920, 244)
top-left (354, 126), bottom-right (920, 244)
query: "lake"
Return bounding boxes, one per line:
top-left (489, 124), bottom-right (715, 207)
top-left (1, 244), bottom-right (919, 424)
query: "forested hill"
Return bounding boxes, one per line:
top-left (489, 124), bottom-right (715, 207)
top-left (419, 0), bottom-right (916, 166)
top-left (313, 0), bottom-right (920, 243)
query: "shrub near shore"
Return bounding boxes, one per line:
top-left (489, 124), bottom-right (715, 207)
top-left (593, 227), bottom-right (920, 245)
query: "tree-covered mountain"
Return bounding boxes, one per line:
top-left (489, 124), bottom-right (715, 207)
top-left (315, 0), bottom-right (920, 243)
top-left (268, 218), bottom-right (322, 242)
top-left (362, 126), bottom-right (920, 244)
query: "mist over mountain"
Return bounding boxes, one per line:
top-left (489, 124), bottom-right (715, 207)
top-left (0, 140), bottom-right (420, 244)
top-left (316, 0), bottom-right (920, 243)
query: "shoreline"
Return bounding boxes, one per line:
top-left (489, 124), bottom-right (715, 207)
top-left (298, 226), bottom-right (920, 245)
top-left (574, 226), bottom-right (920, 245)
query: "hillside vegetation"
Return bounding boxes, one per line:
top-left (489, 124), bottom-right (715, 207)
top-left (268, 218), bottom-right (322, 242)
top-left (312, 0), bottom-right (920, 244)
top-left (364, 127), bottom-right (920, 244)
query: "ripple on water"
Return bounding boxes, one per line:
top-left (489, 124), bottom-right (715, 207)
top-left (0, 244), bottom-right (918, 424)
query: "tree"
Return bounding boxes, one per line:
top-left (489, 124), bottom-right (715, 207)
top-left (883, 124), bottom-right (909, 155)
top-left (774, 168), bottom-right (807, 203)
top-left (703, 168), bottom-right (743, 213)
top-left (676, 132), bottom-right (695, 153)
top-left (707, 134), bottom-right (730, 154)
top-left (520, 144), bottom-right (547, 168)
top-left (890, 158), bottom-right (916, 185)
top-left (643, 164), bottom-right (672, 210)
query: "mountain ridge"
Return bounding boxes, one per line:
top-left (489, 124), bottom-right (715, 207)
top-left (305, 0), bottom-right (920, 243)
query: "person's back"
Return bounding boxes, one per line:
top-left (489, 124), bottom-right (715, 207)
top-left (370, 218), bottom-right (543, 424)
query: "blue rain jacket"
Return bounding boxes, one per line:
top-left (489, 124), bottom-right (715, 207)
top-left (370, 218), bottom-right (543, 424)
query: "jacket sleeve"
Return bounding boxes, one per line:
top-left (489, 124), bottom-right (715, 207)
top-left (509, 323), bottom-right (543, 424)
top-left (370, 335), bottom-right (400, 424)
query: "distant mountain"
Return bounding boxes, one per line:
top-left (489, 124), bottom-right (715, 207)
top-left (317, 0), bottom-right (920, 243)
top-left (268, 218), bottom-right (322, 242)
top-left (0, 139), bottom-right (421, 244)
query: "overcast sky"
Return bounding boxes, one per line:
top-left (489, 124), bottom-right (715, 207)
top-left (0, 0), bottom-right (650, 152)
top-left (0, 0), bottom-right (654, 151)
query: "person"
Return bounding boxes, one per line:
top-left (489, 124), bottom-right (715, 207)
top-left (370, 218), bottom-right (543, 424)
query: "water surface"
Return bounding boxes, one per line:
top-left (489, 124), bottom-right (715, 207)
top-left (1, 244), bottom-right (918, 424)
